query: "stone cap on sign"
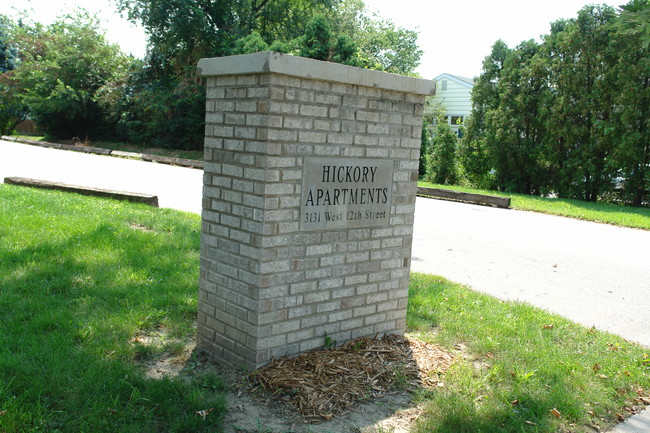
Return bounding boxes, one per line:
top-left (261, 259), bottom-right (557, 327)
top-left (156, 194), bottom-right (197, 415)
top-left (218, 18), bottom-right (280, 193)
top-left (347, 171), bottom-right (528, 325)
top-left (197, 51), bottom-right (435, 96)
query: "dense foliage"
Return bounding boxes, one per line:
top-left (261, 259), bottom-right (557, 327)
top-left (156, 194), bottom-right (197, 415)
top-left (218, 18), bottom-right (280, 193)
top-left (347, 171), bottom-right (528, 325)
top-left (458, 2), bottom-right (649, 205)
top-left (7, 13), bottom-right (131, 140)
top-left (0, 15), bottom-right (26, 135)
top-left (1, 0), bottom-right (421, 148)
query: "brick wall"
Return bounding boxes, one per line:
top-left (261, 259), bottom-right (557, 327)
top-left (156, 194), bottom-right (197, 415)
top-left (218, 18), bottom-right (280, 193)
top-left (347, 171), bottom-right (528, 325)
top-left (197, 52), bottom-right (434, 369)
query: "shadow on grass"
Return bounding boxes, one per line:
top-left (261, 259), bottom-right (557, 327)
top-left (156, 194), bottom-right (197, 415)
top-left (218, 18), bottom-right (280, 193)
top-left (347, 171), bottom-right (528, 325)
top-left (0, 212), bottom-right (225, 432)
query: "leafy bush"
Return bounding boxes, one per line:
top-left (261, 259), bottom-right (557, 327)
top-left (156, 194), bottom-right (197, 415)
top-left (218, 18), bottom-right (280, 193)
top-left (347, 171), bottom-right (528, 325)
top-left (426, 120), bottom-right (459, 185)
top-left (10, 13), bottom-right (130, 140)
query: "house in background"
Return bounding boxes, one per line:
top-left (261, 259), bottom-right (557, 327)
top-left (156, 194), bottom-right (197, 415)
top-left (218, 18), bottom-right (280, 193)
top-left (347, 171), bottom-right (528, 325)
top-left (431, 73), bottom-right (475, 135)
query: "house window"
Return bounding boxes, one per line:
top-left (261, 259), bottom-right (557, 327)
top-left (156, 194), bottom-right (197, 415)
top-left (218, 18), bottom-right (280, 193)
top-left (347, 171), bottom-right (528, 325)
top-left (450, 116), bottom-right (463, 125)
top-left (441, 80), bottom-right (447, 91)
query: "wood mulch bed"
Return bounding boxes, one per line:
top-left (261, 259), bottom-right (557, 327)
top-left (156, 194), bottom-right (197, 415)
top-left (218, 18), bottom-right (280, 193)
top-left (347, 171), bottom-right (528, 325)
top-left (245, 334), bottom-right (455, 423)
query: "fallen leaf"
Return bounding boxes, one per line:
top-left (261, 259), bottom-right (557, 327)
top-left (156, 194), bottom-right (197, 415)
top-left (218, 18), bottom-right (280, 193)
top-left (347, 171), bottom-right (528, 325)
top-left (616, 413), bottom-right (625, 422)
top-left (543, 324), bottom-right (554, 330)
top-left (597, 374), bottom-right (608, 379)
top-left (552, 264), bottom-right (558, 268)
top-left (592, 363), bottom-right (602, 373)
top-left (0, 410), bottom-right (6, 416)
top-left (550, 408), bottom-right (561, 418)
top-left (525, 420), bottom-right (537, 426)
top-left (511, 399), bottom-right (519, 406)
top-left (195, 408), bottom-right (214, 420)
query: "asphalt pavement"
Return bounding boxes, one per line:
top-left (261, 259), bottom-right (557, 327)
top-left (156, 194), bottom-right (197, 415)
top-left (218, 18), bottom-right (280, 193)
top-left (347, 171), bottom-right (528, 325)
top-left (1, 139), bottom-right (648, 431)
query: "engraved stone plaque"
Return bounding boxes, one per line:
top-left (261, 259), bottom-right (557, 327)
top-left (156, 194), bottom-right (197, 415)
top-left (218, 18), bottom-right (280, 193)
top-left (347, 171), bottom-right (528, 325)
top-left (300, 157), bottom-right (394, 231)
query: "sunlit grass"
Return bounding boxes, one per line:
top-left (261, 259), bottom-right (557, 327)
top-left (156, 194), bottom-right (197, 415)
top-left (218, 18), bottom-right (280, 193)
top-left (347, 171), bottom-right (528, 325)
top-left (0, 184), bottom-right (224, 432)
top-left (408, 274), bottom-right (650, 433)
top-left (418, 182), bottom-right (650, 230)
top-left (2, 185), bottom-right (648, 432)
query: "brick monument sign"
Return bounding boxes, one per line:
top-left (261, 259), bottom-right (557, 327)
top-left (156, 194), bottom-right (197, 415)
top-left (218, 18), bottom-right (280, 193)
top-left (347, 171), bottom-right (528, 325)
top-left (196, 52), bottom-right (434, 369)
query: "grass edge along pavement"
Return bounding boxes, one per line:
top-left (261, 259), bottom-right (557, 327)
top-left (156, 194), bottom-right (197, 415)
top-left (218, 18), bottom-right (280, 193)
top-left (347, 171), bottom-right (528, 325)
top-left (1, 185), bottom-right (648, 432)
top-left (418, 181), bottom-right (650, 231)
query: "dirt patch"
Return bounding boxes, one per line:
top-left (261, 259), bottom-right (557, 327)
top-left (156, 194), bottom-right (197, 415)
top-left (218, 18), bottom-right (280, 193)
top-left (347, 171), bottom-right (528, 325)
top-left (223, 386), bottom-right (419, 433)
top-left (136, 332), bottom-right (455, 433)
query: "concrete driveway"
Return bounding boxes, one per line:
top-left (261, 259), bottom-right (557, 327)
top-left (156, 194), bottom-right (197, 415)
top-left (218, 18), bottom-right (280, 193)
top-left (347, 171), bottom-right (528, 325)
top-left (2, 139), bottom-right (648, 347)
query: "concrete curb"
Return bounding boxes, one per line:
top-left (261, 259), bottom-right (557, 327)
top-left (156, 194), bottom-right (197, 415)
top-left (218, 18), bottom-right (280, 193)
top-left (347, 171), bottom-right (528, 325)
top-left (4, 176), bottom-right (159, 207)
top-left (1, 136), bottom-right (204, 170)
top-left (417, 186), bottom-right (511, 208)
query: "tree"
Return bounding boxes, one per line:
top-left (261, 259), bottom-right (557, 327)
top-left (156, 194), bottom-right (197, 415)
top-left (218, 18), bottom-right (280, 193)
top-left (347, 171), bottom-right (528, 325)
top-left (460, 40), bottom-right (510, 189)
top-left (232, 31), bottom-right (270, 55)
top-left (114, 0), bottom-right (423, 149)
top-left (0, 73), bottom-right (28, 136)
top-left (427, 118), bottom-right (459, 185)
top-left (10, 12), bottom-right (131, 140)
top-left (325, 0), bottom-right (421, 75)
top-left (116, 0), bottom-right (335, 78)
top-left (488, 40), bottom-right (551, 194)
top-left (609, 0), bottom-right (650, 206)
top-left (460, 2), bottom-right (649, 205)
top-left (619, 0), bottom-right (650, 49)
top-left (254, 0), bottom-right (334, 44)
top-left (0, 15), bottom-right (17, 73)
top-left (419, 122), bottom-right (431, 177)
top-left (0, 15), bottom-right (27, 135)
top-left (545, 5), bottom-right (619, 201)
top-left (299, 15), bottom-right (334, 60)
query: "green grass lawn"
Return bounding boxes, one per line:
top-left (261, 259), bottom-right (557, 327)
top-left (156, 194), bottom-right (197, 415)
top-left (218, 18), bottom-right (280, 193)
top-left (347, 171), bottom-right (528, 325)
top-left (0, 185), bottom-right (224, 432)
top-left (418, 182), bottom-right (650, 230)
top-left (1, 185), bottom-right (648, 432)
top-left (408, 274), bottom-right (650, 433)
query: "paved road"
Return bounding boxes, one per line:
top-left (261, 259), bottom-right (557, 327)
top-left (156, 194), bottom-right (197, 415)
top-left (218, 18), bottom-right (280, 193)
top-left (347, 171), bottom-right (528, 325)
top-left (2, 139), bottom-right (649, 430)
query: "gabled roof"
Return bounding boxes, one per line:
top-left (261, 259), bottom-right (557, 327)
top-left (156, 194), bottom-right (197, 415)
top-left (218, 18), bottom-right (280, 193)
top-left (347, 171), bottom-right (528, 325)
top-left (434, 73), bottom-right (475, 89)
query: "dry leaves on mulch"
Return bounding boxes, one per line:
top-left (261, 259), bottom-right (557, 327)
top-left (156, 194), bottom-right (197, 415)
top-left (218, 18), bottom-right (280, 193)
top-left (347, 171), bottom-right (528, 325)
top-left (245, 334), bottom-right (455, 423)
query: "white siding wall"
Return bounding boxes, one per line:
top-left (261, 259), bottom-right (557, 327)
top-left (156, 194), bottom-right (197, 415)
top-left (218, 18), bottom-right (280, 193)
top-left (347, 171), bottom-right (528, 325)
top-left (432, 76), bottom-right (473, 119)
